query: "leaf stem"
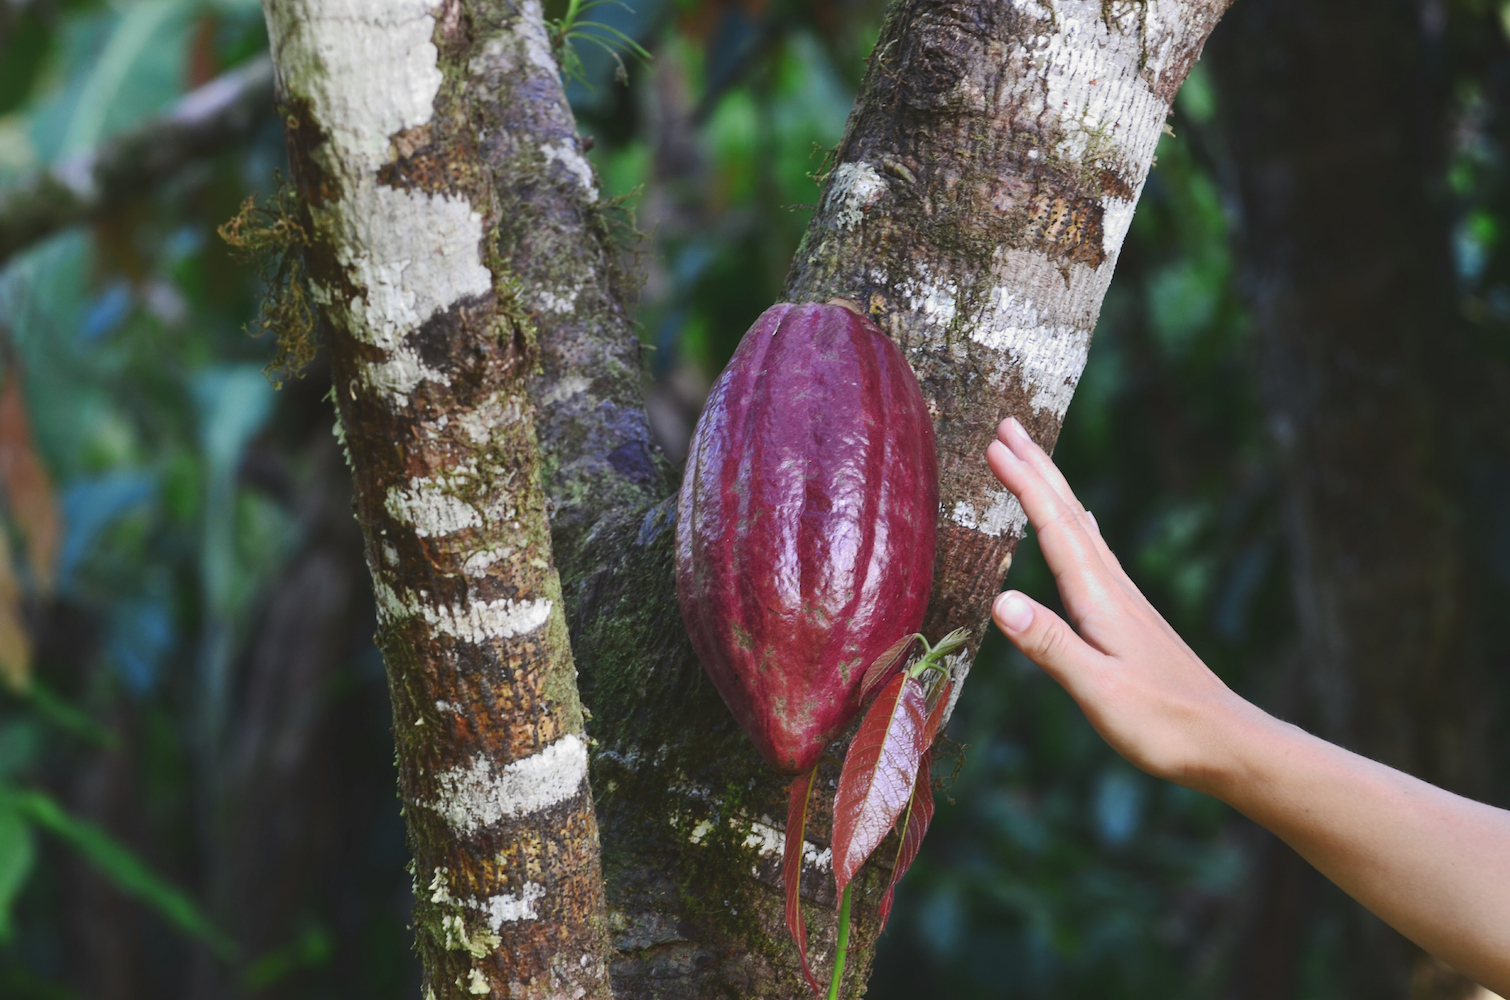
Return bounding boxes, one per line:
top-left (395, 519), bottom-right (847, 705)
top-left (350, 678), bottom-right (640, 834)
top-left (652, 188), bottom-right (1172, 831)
top-left (827, 884), bottom-right (852, 1000)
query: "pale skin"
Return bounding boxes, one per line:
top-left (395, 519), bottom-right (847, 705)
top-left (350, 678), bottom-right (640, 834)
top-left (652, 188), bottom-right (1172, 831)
top-left (986, 416), bottom-right (1510, 994)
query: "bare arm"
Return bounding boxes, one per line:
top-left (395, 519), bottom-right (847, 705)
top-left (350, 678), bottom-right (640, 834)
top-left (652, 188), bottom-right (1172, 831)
top-left (986, 417), bottom-right (1510, 993)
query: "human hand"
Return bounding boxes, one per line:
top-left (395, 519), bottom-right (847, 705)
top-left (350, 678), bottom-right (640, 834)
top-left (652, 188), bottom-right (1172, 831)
top-left (985, 417), bottom-right (1258, 792)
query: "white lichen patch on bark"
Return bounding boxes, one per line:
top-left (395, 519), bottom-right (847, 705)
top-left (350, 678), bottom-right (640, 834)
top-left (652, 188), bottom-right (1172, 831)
top-left (744, 820), bottom-right (833, 871)
top-left (470, 883), bottom-right (547, 929)
top-left (949, 490), bottom-right (1029, 540)
top-left (431, 734), bottom-right (590, 835)
top-left (969, 284), bottom-right (1094, 416)
top-left (541, 140), bottom-right (599, 200)
top-left (539, 375), bottom-right (594, 408)
top-left (1016, 1), bottom-right (1171, 173)
top-left (686, 816), bottom-right (834, 871)
top-left (374, 579), bottom-right (552, 643)
top-left (898, 273), bottom-right (960, 328)
top-left (385, 475), bottom-right (516, 537)
top-left (533, 282), bottom-right (583, 316)
top-left (460, 547), bottom-right (514, 577)
top-left (260, 0), bottom-right (493, 405)
top-left (429, 866), bottom-right (456, 904)
top-left (452, 391), bottom-right (526, 445)
top-left (824, 162), bottom-right (888, 231)
top-left (938, 648), bottom-right (976, 732)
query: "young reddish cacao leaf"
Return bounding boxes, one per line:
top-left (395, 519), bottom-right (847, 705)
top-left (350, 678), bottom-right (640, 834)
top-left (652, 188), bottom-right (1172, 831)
top-left (783, 768), bottom-right (822, 997)
top-left (858, 632), bottom-right (920, 703)
top-left (675, 302), bottom-right (939, 774)
top-left (878, 748), bottom-right (936, 929)
top-left (831, 671), bottom-right (930, 900)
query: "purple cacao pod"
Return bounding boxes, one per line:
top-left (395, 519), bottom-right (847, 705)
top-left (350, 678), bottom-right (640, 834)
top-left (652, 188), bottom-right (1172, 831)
top-left (675, 302), bottom-right (939, 774)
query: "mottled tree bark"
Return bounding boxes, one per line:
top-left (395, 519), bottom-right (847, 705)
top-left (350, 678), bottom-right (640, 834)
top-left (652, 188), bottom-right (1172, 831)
top-left (259, 0), bottom-right (614, 997)
top-left (501, 2), bottom-right (1231, 998)
top-left (261, 0), bottom-right (1231, 997)
top-left (1210, 2), bottom-right (1487, 996)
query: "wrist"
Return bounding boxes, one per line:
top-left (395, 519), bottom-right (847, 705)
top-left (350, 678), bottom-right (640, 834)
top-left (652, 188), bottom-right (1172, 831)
top-left (1179, 692), bottom-right (1285, 804)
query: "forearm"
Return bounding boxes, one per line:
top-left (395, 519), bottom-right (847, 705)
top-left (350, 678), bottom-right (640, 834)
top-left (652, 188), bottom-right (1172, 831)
top-left (1205, 706), bottom-right (1510, 992)
top-left (986, 422), bottom-right (1510, 987)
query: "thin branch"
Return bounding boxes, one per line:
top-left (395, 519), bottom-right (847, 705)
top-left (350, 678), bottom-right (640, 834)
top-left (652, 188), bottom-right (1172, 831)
top-left (0, 55), bottom-right (274, 267)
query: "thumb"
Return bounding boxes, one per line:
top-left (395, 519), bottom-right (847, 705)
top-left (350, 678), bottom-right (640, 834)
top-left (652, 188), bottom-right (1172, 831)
top-left (992, 591), bottom-right (1099, 688)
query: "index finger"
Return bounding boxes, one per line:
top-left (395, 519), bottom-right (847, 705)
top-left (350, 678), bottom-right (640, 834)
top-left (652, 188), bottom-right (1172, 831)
top-left (985, 438), bottom-right (1121, 623)
top-left (997, 418), bottom-right (1142, 600)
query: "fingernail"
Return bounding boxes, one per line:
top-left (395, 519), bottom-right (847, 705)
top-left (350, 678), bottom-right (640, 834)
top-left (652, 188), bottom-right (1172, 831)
top-left (1006, 416), bottom-right (1024, 439)
top-left (1085, 510), bottom-right (1098, 531)
top-left (994, 592), bottom-right (1034, 633)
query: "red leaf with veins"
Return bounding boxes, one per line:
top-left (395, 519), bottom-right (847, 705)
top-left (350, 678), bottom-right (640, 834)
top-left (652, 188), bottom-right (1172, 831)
top-left (858, 633), bottom-right (920, 702)
top-left (783, 768), bottom-right (822, 996)
top-left (877, 680), bottom-right (950, 927)
top-left (878, 748), bottom-right (935, 928)
top-left (832, 672), bottom-right (930, 900)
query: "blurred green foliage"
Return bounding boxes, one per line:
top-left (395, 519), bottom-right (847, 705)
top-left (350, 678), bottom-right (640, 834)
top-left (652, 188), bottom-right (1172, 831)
top-left (0, 0), bottom-right (1505, 997)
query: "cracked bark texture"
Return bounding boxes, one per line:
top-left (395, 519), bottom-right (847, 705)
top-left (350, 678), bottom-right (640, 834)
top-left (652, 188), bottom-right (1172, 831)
top-left (1209, 2), bottom-right (1488, 996)
top-left (259, 1), bottom-right (612, 997)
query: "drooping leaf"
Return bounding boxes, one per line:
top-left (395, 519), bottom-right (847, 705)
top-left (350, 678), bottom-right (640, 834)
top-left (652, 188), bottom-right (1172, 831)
top-left (782, 767), bottom-right (822, 997)
top-left (877, 748), bottom-right (935, 929)
top-left (0, 785), bottom-right (235, 957)
top-left (874, 680), bottom-right (950, 929)
top-left (0, 802), bottom-right (35, 941)
top-left (858, 632), bottom-right (920, 702)
top-left (21, 681), bottom-right (117, 749)
top-left (831, 672), bottom-right (930, 900)
top-left (0, 370), bottom-right (61, 594)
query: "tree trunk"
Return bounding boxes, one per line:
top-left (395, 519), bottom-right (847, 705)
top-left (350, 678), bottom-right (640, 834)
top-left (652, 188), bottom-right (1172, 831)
top-left (1209, 2), bottom-right (1488, 996)
top-left (260, 0), bottom-right (1230, 997)
top-left (259, 1), bottom-right (615, 997)
top-left (520, 2), bottom-right (1231, 997)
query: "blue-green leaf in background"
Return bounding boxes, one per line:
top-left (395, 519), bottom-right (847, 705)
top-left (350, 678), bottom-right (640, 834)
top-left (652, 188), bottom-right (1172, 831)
top-left (30, 0), bottom-right (193, 164)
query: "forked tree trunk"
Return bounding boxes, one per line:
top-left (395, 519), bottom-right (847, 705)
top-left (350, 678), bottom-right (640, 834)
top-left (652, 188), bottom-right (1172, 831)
top-left (259, 0), bottom-right (1229, 997)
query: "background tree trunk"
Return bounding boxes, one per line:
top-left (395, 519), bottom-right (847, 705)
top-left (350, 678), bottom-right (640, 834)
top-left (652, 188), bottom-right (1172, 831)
top-left (1209, 2), bottom-right (1489, 996)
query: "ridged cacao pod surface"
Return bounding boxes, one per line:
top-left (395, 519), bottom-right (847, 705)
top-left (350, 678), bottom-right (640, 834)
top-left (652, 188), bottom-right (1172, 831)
top-left (675, 302), bottom-right (939, 774)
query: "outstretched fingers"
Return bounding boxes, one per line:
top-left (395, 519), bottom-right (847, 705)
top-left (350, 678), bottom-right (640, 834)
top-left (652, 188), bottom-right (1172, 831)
top-left (992, 417), bottom-right (1192, 657)
top-left (996, 418), bottom-right (1140, 596)
top-left (985, 434), bottom-right (1119, 622)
